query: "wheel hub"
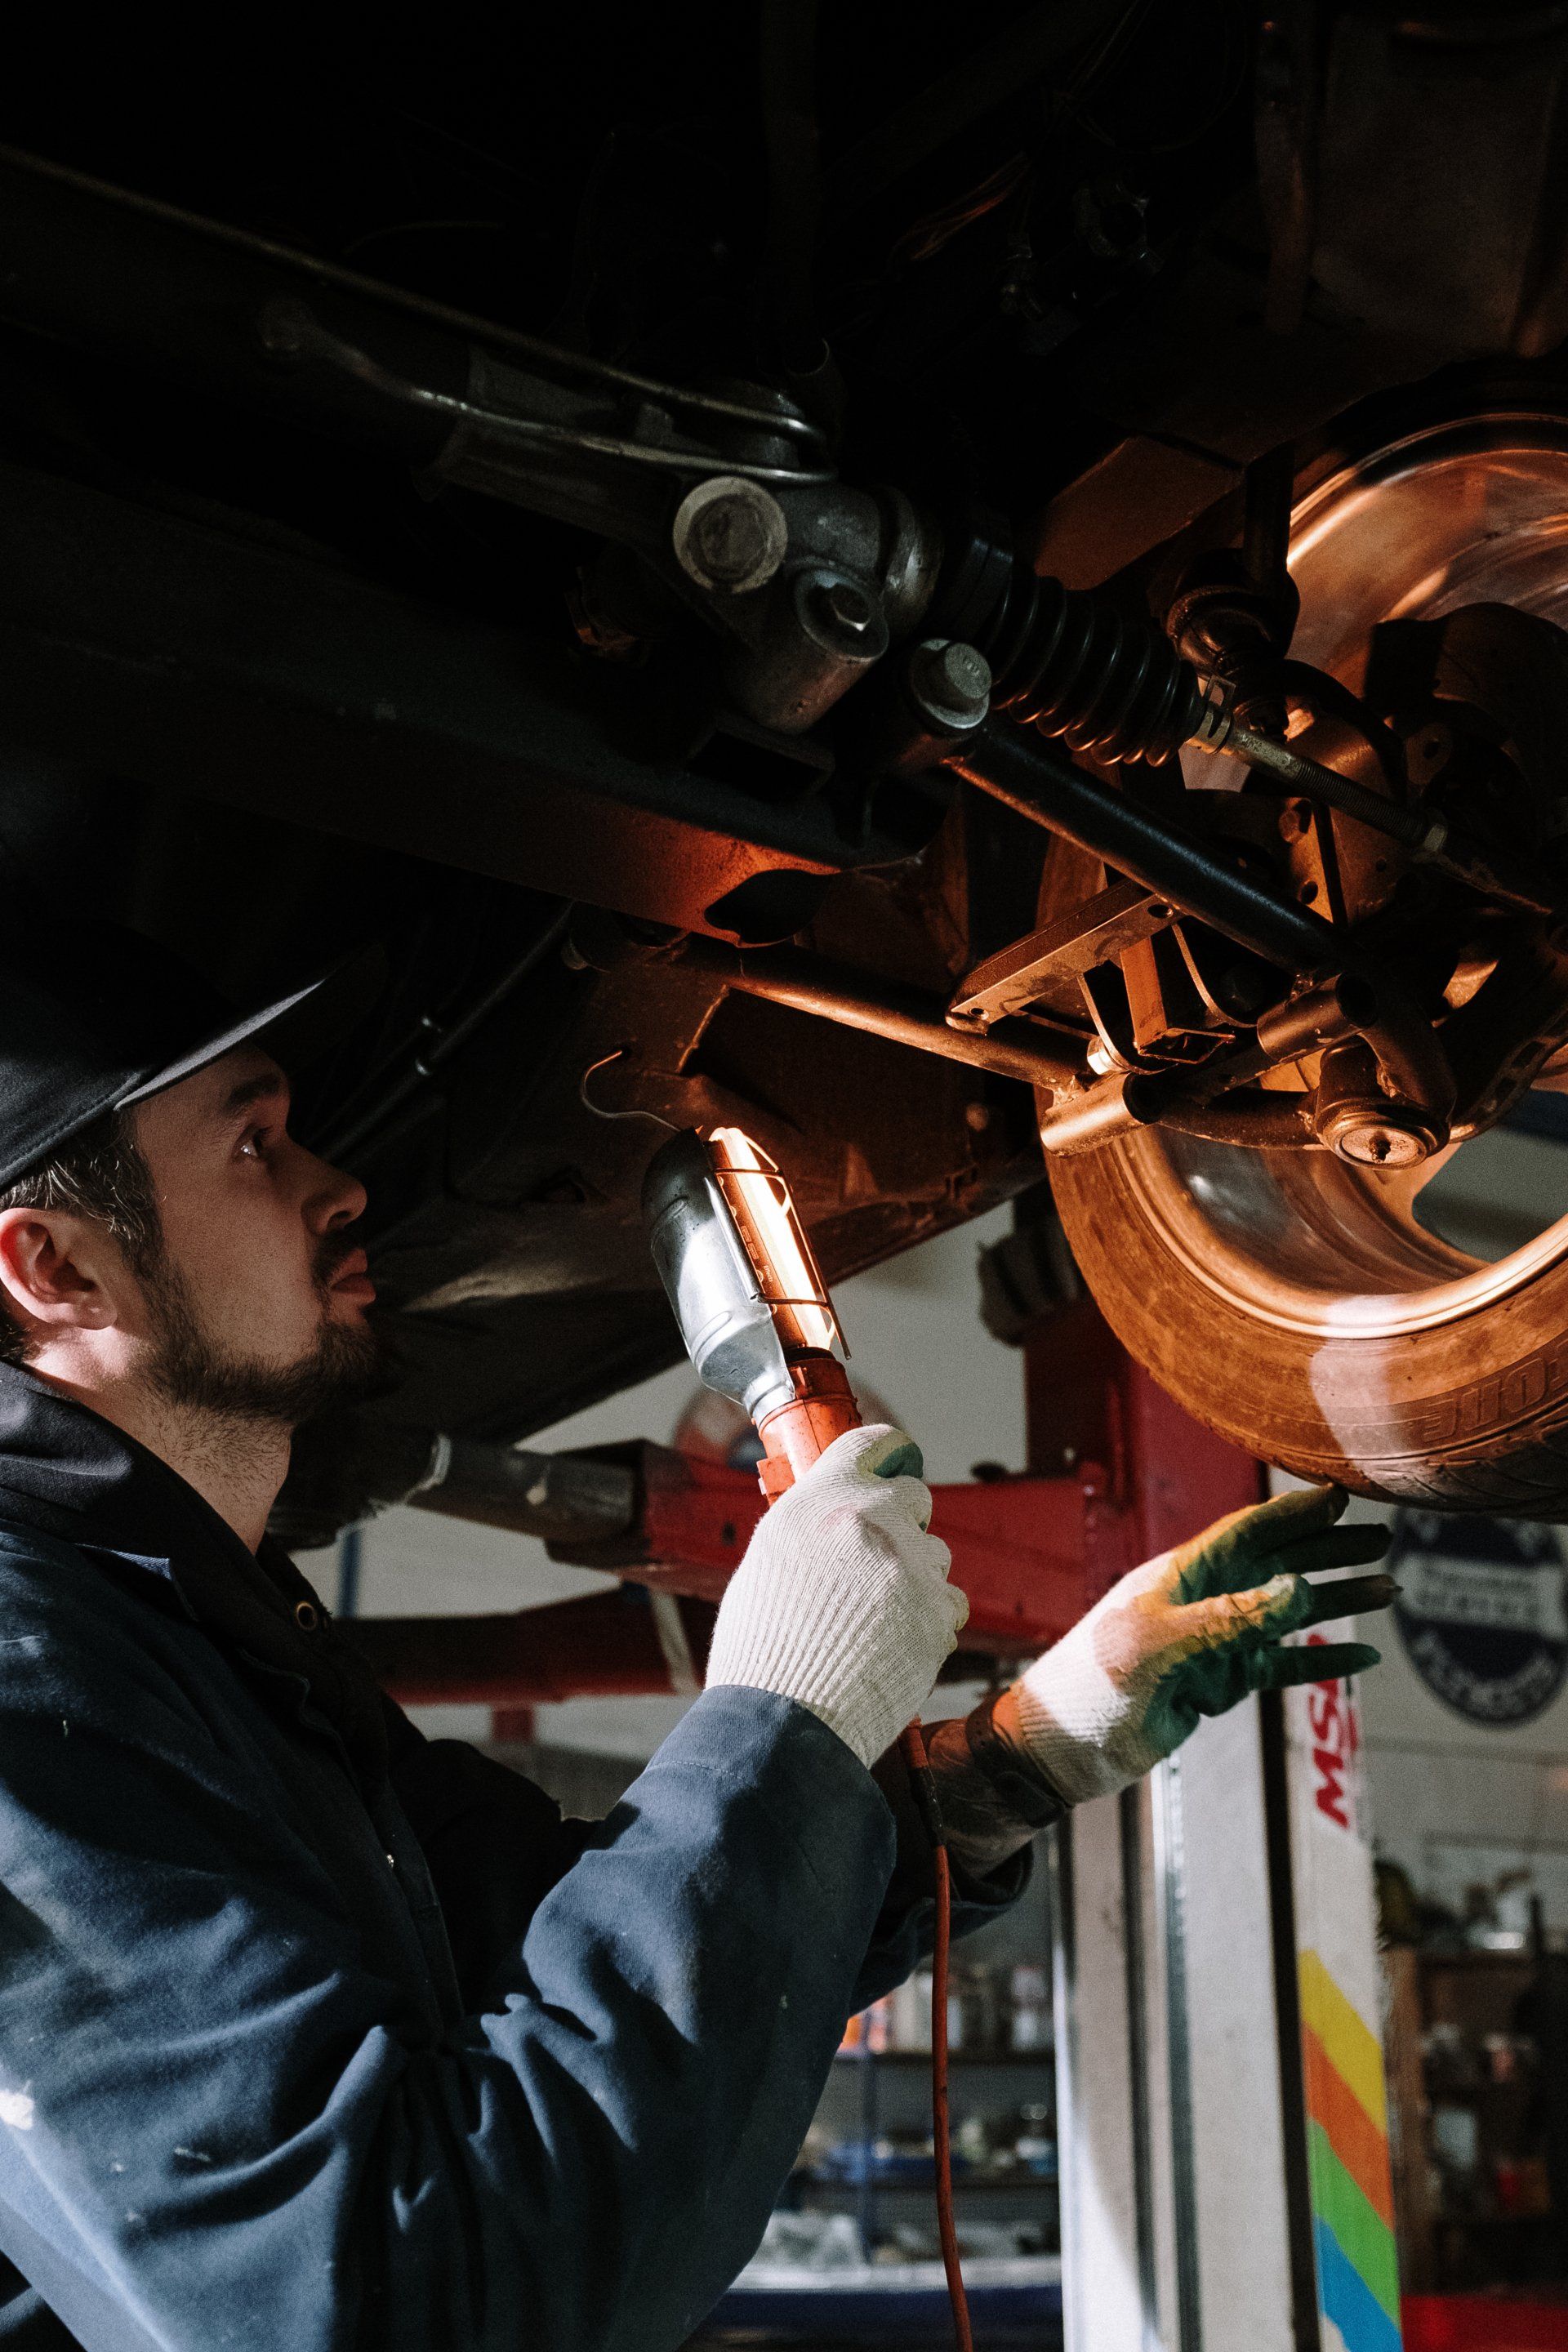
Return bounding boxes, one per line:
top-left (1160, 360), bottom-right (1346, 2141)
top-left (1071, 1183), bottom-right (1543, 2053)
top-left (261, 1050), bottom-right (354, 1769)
top-left (1077, 407), bottom-right (1568, 1338)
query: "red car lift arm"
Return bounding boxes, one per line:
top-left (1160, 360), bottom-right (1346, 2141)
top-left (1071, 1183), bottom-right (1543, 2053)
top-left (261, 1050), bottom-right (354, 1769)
top-left (350, 1311), bottom-right (1262, 1709)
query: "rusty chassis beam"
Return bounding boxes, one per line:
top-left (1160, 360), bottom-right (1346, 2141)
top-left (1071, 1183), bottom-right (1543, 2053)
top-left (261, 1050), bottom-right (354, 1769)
top-left (0, 457), bottom-right (945, 937)
top-left (572, 924), bottom-right (1087, 1090)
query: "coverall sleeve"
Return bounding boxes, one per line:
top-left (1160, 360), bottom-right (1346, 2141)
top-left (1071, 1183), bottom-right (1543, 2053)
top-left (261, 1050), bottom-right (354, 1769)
top-left (383, 1713), bottom-right (1029, 2024)
top-left (0, 1630), bottom-right (895, 2352)
top-left (848, 1742), bottom-right (1033, 2012)
top-left (379, 1715), bottom-right (603, 2012)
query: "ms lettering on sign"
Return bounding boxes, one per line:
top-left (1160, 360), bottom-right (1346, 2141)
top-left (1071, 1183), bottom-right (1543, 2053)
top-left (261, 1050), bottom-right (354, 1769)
top-left (1303, 1632), bottom-right (1359, 1832)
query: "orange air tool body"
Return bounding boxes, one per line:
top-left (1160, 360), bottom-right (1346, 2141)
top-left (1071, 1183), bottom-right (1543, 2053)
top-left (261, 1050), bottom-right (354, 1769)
top-left (643, 1125), bottom-right (973, 2352)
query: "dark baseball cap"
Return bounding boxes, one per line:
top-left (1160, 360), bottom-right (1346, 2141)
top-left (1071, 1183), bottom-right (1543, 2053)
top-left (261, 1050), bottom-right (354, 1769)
top-left (0, 922), bottom-right (384, 1191)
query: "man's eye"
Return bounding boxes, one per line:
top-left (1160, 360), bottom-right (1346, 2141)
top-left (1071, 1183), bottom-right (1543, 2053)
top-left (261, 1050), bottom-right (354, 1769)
top-left (238, 1128), bottom-right (270, 1161)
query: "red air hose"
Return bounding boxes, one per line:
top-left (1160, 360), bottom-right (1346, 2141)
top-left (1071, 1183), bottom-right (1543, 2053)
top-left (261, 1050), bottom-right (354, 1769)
top-left (898, 1720), bottom-right (973, 2352)
top-left (758, 1384), bottom-right (973, 2352)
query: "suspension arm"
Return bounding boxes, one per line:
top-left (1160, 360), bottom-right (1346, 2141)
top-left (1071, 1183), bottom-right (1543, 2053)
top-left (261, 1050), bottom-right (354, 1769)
top-left (572, 923), bottom-right (1087, 1090)
top-left (946, 724), bottom-right (1455, 1137)
top-left (947, 723), bottom-right (1346, 978)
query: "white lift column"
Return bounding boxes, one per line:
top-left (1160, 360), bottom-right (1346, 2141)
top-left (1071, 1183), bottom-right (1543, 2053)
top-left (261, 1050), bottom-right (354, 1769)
top-left (1053, 1659), bottom-right (1400, 2352)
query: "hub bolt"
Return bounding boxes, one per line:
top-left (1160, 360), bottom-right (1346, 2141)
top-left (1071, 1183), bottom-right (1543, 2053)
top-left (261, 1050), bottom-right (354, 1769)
top-left (1312, 1038), bottom-right (1449, 1168)
top-left (1315, 1097), bottom-right (1445, 1168)
top-left (1334, 1121), bottom-right (1428, 1169)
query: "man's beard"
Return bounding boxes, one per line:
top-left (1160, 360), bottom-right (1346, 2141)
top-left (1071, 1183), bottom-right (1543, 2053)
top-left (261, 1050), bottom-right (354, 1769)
top-left (142, 1234), bottom-right (388, 1431)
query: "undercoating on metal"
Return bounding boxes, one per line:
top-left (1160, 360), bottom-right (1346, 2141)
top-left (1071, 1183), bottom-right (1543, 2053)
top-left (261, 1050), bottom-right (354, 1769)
top-left (5, 15), bottom-right (1568, 1534)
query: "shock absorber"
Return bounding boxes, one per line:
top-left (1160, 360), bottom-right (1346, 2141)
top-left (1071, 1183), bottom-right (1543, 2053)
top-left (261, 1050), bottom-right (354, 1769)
top-left (933, 511), bottom-right (1208, 764)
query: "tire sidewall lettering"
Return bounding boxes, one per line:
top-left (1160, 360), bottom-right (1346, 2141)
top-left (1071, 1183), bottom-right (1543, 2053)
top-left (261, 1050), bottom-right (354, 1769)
top-left (1391, 1333), bottom-right (1568, 1455)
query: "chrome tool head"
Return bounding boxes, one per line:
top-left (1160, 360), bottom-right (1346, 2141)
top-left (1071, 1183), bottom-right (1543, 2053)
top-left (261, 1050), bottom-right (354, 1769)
top-left (642, 1126), bottom-right (841, 1423)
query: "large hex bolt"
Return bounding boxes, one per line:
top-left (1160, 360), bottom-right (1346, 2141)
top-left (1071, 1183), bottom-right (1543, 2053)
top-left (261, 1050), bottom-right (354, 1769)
top-left (672, 476), bottom-right (790, 596)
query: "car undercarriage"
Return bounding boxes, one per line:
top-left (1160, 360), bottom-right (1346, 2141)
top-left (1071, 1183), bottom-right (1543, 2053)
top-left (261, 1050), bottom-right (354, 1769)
top-left (7, 6), bottom-right (1568, 1529)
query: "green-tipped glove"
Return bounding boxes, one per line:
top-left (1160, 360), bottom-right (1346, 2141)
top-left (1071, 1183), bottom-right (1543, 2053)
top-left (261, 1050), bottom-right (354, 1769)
top-left (998, 1486), bottom-right (1392, 1806)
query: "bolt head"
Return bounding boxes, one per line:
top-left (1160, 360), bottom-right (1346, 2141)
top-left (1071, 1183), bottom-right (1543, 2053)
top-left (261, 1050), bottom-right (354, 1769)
top-left (671, 476), bottom-right (788, 595)
top-left (1339, 1123), bottom-right (1428, 1169)
top-left (908, 636), bottom-right (993, 728)
top-left (815, 579), bottom-right (875, 636)
top-left (693, 501), bottom-right (767, 581)
top-left (929, 641), bottom-right (990, 701)
top-left (1315, 1094), bottom-right (1444, 1168)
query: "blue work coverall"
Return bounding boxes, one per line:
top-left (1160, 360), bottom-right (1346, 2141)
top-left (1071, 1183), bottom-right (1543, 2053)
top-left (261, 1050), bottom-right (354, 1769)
top-left (0, 1367), bottom-right (1024, 2350)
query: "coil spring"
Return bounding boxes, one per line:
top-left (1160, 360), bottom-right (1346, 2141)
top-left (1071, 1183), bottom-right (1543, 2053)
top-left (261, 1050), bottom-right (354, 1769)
top-left (973, 564), bottom-right (1208, 766)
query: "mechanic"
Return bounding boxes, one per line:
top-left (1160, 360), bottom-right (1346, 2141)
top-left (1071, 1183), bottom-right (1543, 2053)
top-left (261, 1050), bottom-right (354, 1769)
top-left (0, 926), bottom-right (1388, 2352)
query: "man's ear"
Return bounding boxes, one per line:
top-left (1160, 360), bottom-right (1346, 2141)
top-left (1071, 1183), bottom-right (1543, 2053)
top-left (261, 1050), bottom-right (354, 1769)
top-left (0, 1209), bottom-right (119, 1341)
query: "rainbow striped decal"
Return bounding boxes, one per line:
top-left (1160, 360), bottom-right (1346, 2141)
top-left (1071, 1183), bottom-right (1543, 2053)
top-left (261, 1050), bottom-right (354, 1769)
top-left (1298, 1949), bottom-right (1401, 2352)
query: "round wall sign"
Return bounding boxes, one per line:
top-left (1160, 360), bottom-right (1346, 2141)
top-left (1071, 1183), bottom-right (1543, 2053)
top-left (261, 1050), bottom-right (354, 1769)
top-left (1390, 1511), bottom-right (1568, 1727)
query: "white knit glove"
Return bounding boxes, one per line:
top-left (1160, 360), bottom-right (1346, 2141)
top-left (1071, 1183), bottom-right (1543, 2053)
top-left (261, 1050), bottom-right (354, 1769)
top-left (1000, 1486), bottom-right (1390, 1806)
top-left (705, 1423), bottom-right (969, 1767)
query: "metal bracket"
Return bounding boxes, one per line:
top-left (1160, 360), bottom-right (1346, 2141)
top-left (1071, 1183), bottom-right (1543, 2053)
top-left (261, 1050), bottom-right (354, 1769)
top-left (949, 880), bottom-right (1174, 1030)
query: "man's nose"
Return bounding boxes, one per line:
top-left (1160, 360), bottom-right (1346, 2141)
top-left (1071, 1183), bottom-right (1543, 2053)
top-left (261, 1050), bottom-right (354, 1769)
top-left (302, 1149), bottom-right (367, 1232)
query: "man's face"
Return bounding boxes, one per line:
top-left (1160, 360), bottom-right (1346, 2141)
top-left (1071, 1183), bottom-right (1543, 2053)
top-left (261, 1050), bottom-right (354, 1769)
top-left (127, 1047), bottom-right (383, 1427)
